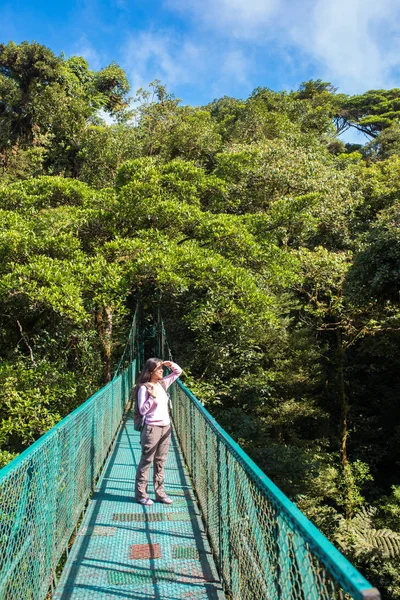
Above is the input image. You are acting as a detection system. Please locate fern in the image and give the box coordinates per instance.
[350,506,400,558]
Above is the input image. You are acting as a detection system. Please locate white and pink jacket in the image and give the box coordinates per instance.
[138,362,182,426]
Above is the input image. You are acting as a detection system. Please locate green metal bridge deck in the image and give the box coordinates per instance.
[0,314,381,600]
[53,416,225,600]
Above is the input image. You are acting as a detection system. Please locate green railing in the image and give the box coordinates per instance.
[171,379,380,600]
[0,309,381,600]
[0,360,137,600]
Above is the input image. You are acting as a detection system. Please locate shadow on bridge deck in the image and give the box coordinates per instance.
[53,415,225,600]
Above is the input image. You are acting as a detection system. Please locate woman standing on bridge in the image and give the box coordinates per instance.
[134,358,182,506]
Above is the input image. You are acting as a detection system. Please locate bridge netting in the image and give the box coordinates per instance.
[0,312,380,600]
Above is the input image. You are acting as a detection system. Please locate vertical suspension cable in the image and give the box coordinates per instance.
[113,304,139,379]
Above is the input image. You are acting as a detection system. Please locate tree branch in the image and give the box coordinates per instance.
[16,319,37,366]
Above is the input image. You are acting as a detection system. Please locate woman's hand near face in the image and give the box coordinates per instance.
[162,361,173,368]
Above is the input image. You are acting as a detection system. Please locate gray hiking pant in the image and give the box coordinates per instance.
[135,423,171,500]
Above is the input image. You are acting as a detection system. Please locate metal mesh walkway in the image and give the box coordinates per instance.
[53,413,226,600]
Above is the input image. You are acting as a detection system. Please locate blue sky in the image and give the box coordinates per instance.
[1,0,399,142]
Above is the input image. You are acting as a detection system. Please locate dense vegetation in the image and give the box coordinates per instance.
[1,41,400,598]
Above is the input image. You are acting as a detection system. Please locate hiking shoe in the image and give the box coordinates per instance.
[156,496,173,504]
[138,497,154,506]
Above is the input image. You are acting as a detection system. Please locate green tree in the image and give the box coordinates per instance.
[0,42,131,176]
[336,89,400,138]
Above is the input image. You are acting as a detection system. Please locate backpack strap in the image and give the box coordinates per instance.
[144,382,157,398]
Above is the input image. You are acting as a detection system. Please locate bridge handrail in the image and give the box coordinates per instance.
[0,361,136,600]
[172,379,380,600]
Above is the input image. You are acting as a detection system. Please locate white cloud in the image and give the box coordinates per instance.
[123,30,252,101]
[124,31,200,94]
[72,35,102,70]
[303,0,400,91]
[221,50,251,86]
[167,0,280,40]
[165,0,400,92]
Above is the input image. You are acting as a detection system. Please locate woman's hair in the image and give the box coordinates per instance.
[131,358,162,415]
[136,357,162,388]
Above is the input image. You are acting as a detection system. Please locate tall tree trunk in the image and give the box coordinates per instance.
[336,329,348,468]
[96,307,113,383]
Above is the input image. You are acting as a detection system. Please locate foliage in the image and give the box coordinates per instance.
[0,49,400,597]
[0,41,131,178]
[0,360,78,448]
[335,497,400,600]
[336,89,400,138]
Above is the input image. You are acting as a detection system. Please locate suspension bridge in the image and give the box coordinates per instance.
[0,311,381,599]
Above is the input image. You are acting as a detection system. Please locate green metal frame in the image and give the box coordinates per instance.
[0,316,139,600]
[171,379,381,600]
